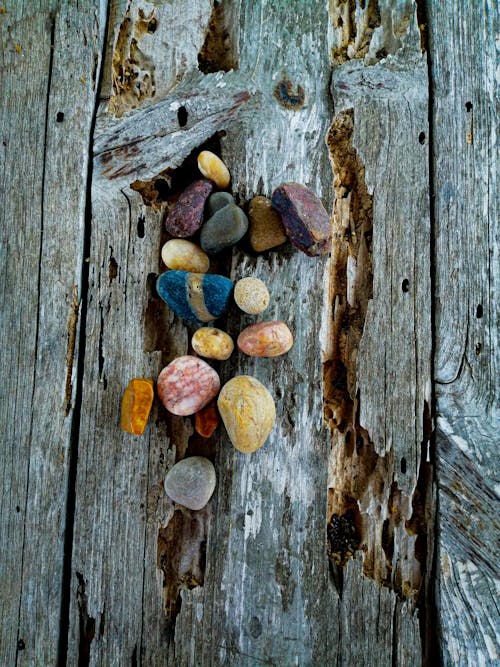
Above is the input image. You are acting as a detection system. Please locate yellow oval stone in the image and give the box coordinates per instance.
[234,277,270,314]
[192,327,234,361]
[197,150,231,188]
[217,376,276,454]
[161,239,209,273]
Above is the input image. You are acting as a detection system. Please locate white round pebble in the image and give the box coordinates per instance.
[234,277,270,315]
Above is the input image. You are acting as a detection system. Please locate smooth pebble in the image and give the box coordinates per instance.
[207,191,234,217]
[164,179,213,237]
[164,456,216,510]
[238,321,293,357]
[271,182,330,256]
[192,327,234,360]
[121,378,154,435]
[234,277,270,315]
[157,356,220,416]
[195,401,219,438]
[156,271,233,326]
[161,239,209,273]
[217,376,276,454]
[197,150,231,188]
[249,195,287,252]
[200,205,248,254]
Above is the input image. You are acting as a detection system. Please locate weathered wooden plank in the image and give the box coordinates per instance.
[0,0,105,664]
[428,0,500,664]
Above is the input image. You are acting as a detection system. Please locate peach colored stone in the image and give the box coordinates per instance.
[237,321,294,358]
[157,356,220,416]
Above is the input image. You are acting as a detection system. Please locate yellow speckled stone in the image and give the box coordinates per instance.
[161,239,209,273]
[192,327,234,360]
[217,376,276,454]
[197,150,230,188]
[234,277,270,315]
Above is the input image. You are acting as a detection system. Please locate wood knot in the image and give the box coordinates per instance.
[273,79,305,110]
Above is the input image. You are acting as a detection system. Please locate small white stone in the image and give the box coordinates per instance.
[234,277,270,315]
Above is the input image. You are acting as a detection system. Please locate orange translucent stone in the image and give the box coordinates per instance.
[121,378,154,435]
[195,401,219,438]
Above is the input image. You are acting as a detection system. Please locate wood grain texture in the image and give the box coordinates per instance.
[0,1,105,664]
[429,0,500,664]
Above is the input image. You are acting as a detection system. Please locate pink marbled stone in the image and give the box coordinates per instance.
[157,356,220,416]
[237,321,294,358]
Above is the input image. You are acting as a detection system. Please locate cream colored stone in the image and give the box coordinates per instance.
[161,239,209,273]
[192,327,234,361]
[234,277,270,315]
[217,376,276,454]
[197,150,230,188]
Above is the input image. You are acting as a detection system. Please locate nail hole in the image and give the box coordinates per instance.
[15,505,20,512]
[465,101,473,112]
[17,639,25,651]
[476,304,483,318]
[475,342,482,355]
[147,18,157,33]
[177,105,188,127]
[418,132,426,144]
[400,457,407,474]
[56,111,64,122]
[137,215,145,238]
[402,279,410,293]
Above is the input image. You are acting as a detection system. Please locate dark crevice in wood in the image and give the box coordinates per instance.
[197,0,238,74]
[57,1,111,664]
[64,285,80,416]
[76,572,96,667]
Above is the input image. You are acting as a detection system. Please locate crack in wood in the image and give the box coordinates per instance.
[65,285,80,417]
[76,572,96,667]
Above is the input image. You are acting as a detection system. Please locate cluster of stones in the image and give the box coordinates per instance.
[121,150,330,512]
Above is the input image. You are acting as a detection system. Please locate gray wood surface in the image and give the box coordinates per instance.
[429,1,500,665]
[1,0,498,665]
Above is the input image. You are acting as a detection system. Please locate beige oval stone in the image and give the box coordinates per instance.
[249,195,287,252]
[217,376,276,453]
[197,150,230,188]
[234,277,270,315]
[161,239,209,273]
[237,321,293,357]
[192,327,234,361]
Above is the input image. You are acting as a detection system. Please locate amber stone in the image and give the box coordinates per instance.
[121,378,154,435]
[248,195,287,252]
[194,401,219,438]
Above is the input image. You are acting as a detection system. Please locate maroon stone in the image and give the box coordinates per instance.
[165,179,213,237]
[271,182,331,256]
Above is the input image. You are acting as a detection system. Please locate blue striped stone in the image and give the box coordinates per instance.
[156,271,234,326]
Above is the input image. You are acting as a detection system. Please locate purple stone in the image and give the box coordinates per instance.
[271,182,330,256]
[165,179,213,237]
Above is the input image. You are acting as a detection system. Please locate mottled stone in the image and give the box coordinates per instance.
[164,179,213,237]
[161,239,209,273]
[271,182,330,256]
[192,327,234,360]
[217,376,276,454]
[207,191,234,217]
[156,271,233,326]
[164,456,216,510]
[234,277,270,315]
[200,205,248,254]
[248,195,287,252]
[157,356,220,416]
[238,321,294,357]
[195,401,219,438]
[197,150,230,188]
[121,378,154,435]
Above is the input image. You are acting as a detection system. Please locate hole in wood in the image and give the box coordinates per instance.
[137,216,145,238]
[15,505,20,512]
[177,105,188,127]
[198,0,238,73]
[465,101,473,112]
[418,131,426,144]
[147,17,157,33]
[476,303,483,318]
[56,111,65,122]
[402,278,410,292]
[400,457,407,474]
[475,342,482,355]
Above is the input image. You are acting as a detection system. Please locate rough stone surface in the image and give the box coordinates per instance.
[197,150,230,188]
[156,270,233,326]
[271,182,330,256]
[237,321,294,357]
[249,195,287,252]
[217,375,276,454]
[157,356,220,416]
[121,378,154,435]
[164,456,216,510]
[200,204,249,254]
[234,277,270,315]
[207,191,234,217]
[164,179,213,237]
[161,239,210,273]
[192,327,234,360]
